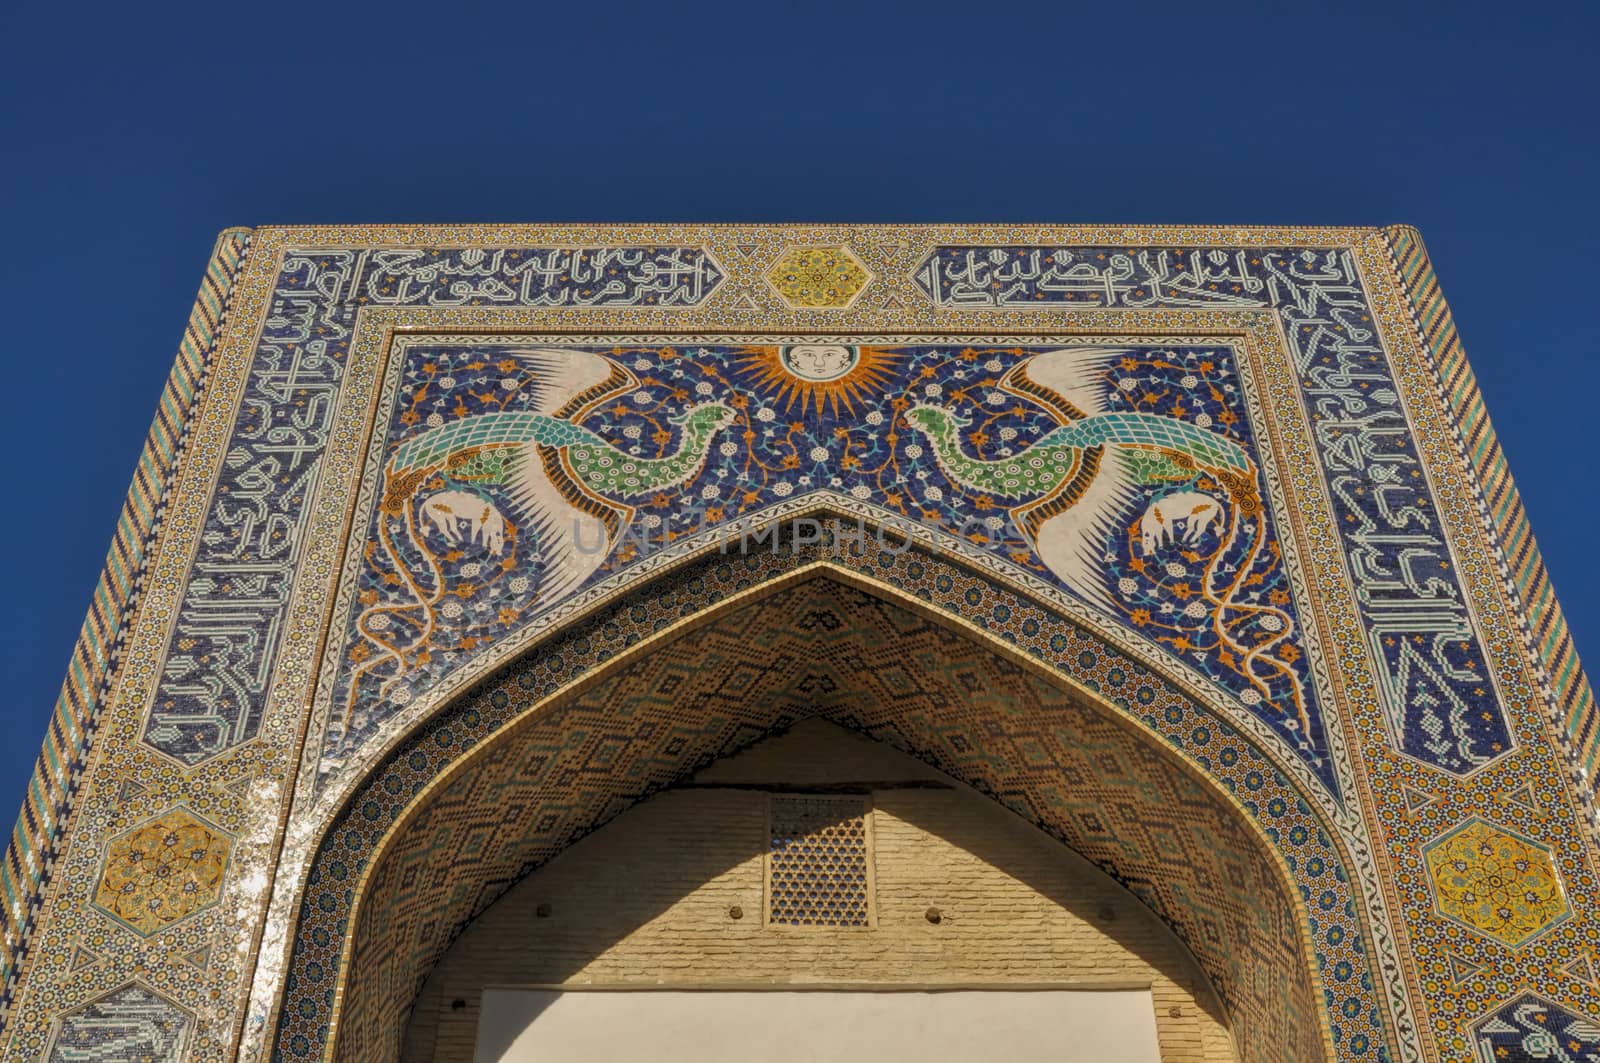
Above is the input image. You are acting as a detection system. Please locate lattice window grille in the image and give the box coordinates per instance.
[765,794,874,927]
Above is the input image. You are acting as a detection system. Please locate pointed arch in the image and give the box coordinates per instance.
[267,544,1386,1063]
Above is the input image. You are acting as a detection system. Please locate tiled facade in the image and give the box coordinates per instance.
[0,224,1593,1062]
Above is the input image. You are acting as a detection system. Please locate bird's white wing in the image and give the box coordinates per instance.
[505,446,611,603]
[1024,446,1139,612]
[1004,347,1130,421]
[501,347,634,600]
[510,347,628,417]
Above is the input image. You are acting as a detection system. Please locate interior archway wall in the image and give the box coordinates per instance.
[401,718,1238,1062]
[273,568,1343,1063]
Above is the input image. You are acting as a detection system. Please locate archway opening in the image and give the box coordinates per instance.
[401,718,1237,1062]
[308,573,1328,1063]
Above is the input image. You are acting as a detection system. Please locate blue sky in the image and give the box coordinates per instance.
[1,1,1596,820]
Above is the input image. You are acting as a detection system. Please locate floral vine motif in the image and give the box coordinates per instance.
[92,809,231,936]
[766,246,870,308]
[1424,819,1568,946]
[333,343,1328,789]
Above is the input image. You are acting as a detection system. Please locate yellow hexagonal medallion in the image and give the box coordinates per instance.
[766,246,870,308]
[1423,817,1568,947]
[93,807,231,936]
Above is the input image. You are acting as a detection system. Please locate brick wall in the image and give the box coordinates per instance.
[400,721,1236,1062]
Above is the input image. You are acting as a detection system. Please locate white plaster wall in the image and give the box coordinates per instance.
[475,988,1163,1063]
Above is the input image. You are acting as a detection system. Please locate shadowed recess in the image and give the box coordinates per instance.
[275,571,1338,1063]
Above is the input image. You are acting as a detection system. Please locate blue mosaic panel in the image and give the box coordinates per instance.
[917,246,1513,774]
[46,983,191,1061]
[138,247,722,764]
[136,240,1510,785]
[1472,994,1600,1062]
[328,341,1337,789]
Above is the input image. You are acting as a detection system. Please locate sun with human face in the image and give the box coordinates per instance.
[733,343,901,417]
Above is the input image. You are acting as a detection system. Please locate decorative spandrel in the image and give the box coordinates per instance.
[916,244,1516,776]
[137,245,725,766]
[330,341,1336,790]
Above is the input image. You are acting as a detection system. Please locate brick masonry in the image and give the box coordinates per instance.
[403,721,1233,1062]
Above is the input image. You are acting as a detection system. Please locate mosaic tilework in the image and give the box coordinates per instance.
[43,982,192,1061]
[330,340,1336,789]
[277,563,1361,1063]
[1384,228,1598,802]
[915,245,1512,776]
[90,808,231,937]
[1422,818,1567,948]
[358,247,723,308]
[766,795,873,927]
[0,229,251,999]
[4,224,1596,1063]
[1471,994,1600,1062]
[766,246,871,308]
[139,246,724,766]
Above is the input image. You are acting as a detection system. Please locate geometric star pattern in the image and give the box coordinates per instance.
[1423,818,1568,948]
[765,245,871,308]
[91,808,231,937]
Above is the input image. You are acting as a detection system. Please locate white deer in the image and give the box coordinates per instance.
[419,490,506,556]
[1138,491,1222,556]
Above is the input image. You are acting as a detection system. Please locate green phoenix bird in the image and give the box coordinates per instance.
[383,347,734,600]
[902,347,1260,609]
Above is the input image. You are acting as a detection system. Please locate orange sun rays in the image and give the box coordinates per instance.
[733,344,902,418]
